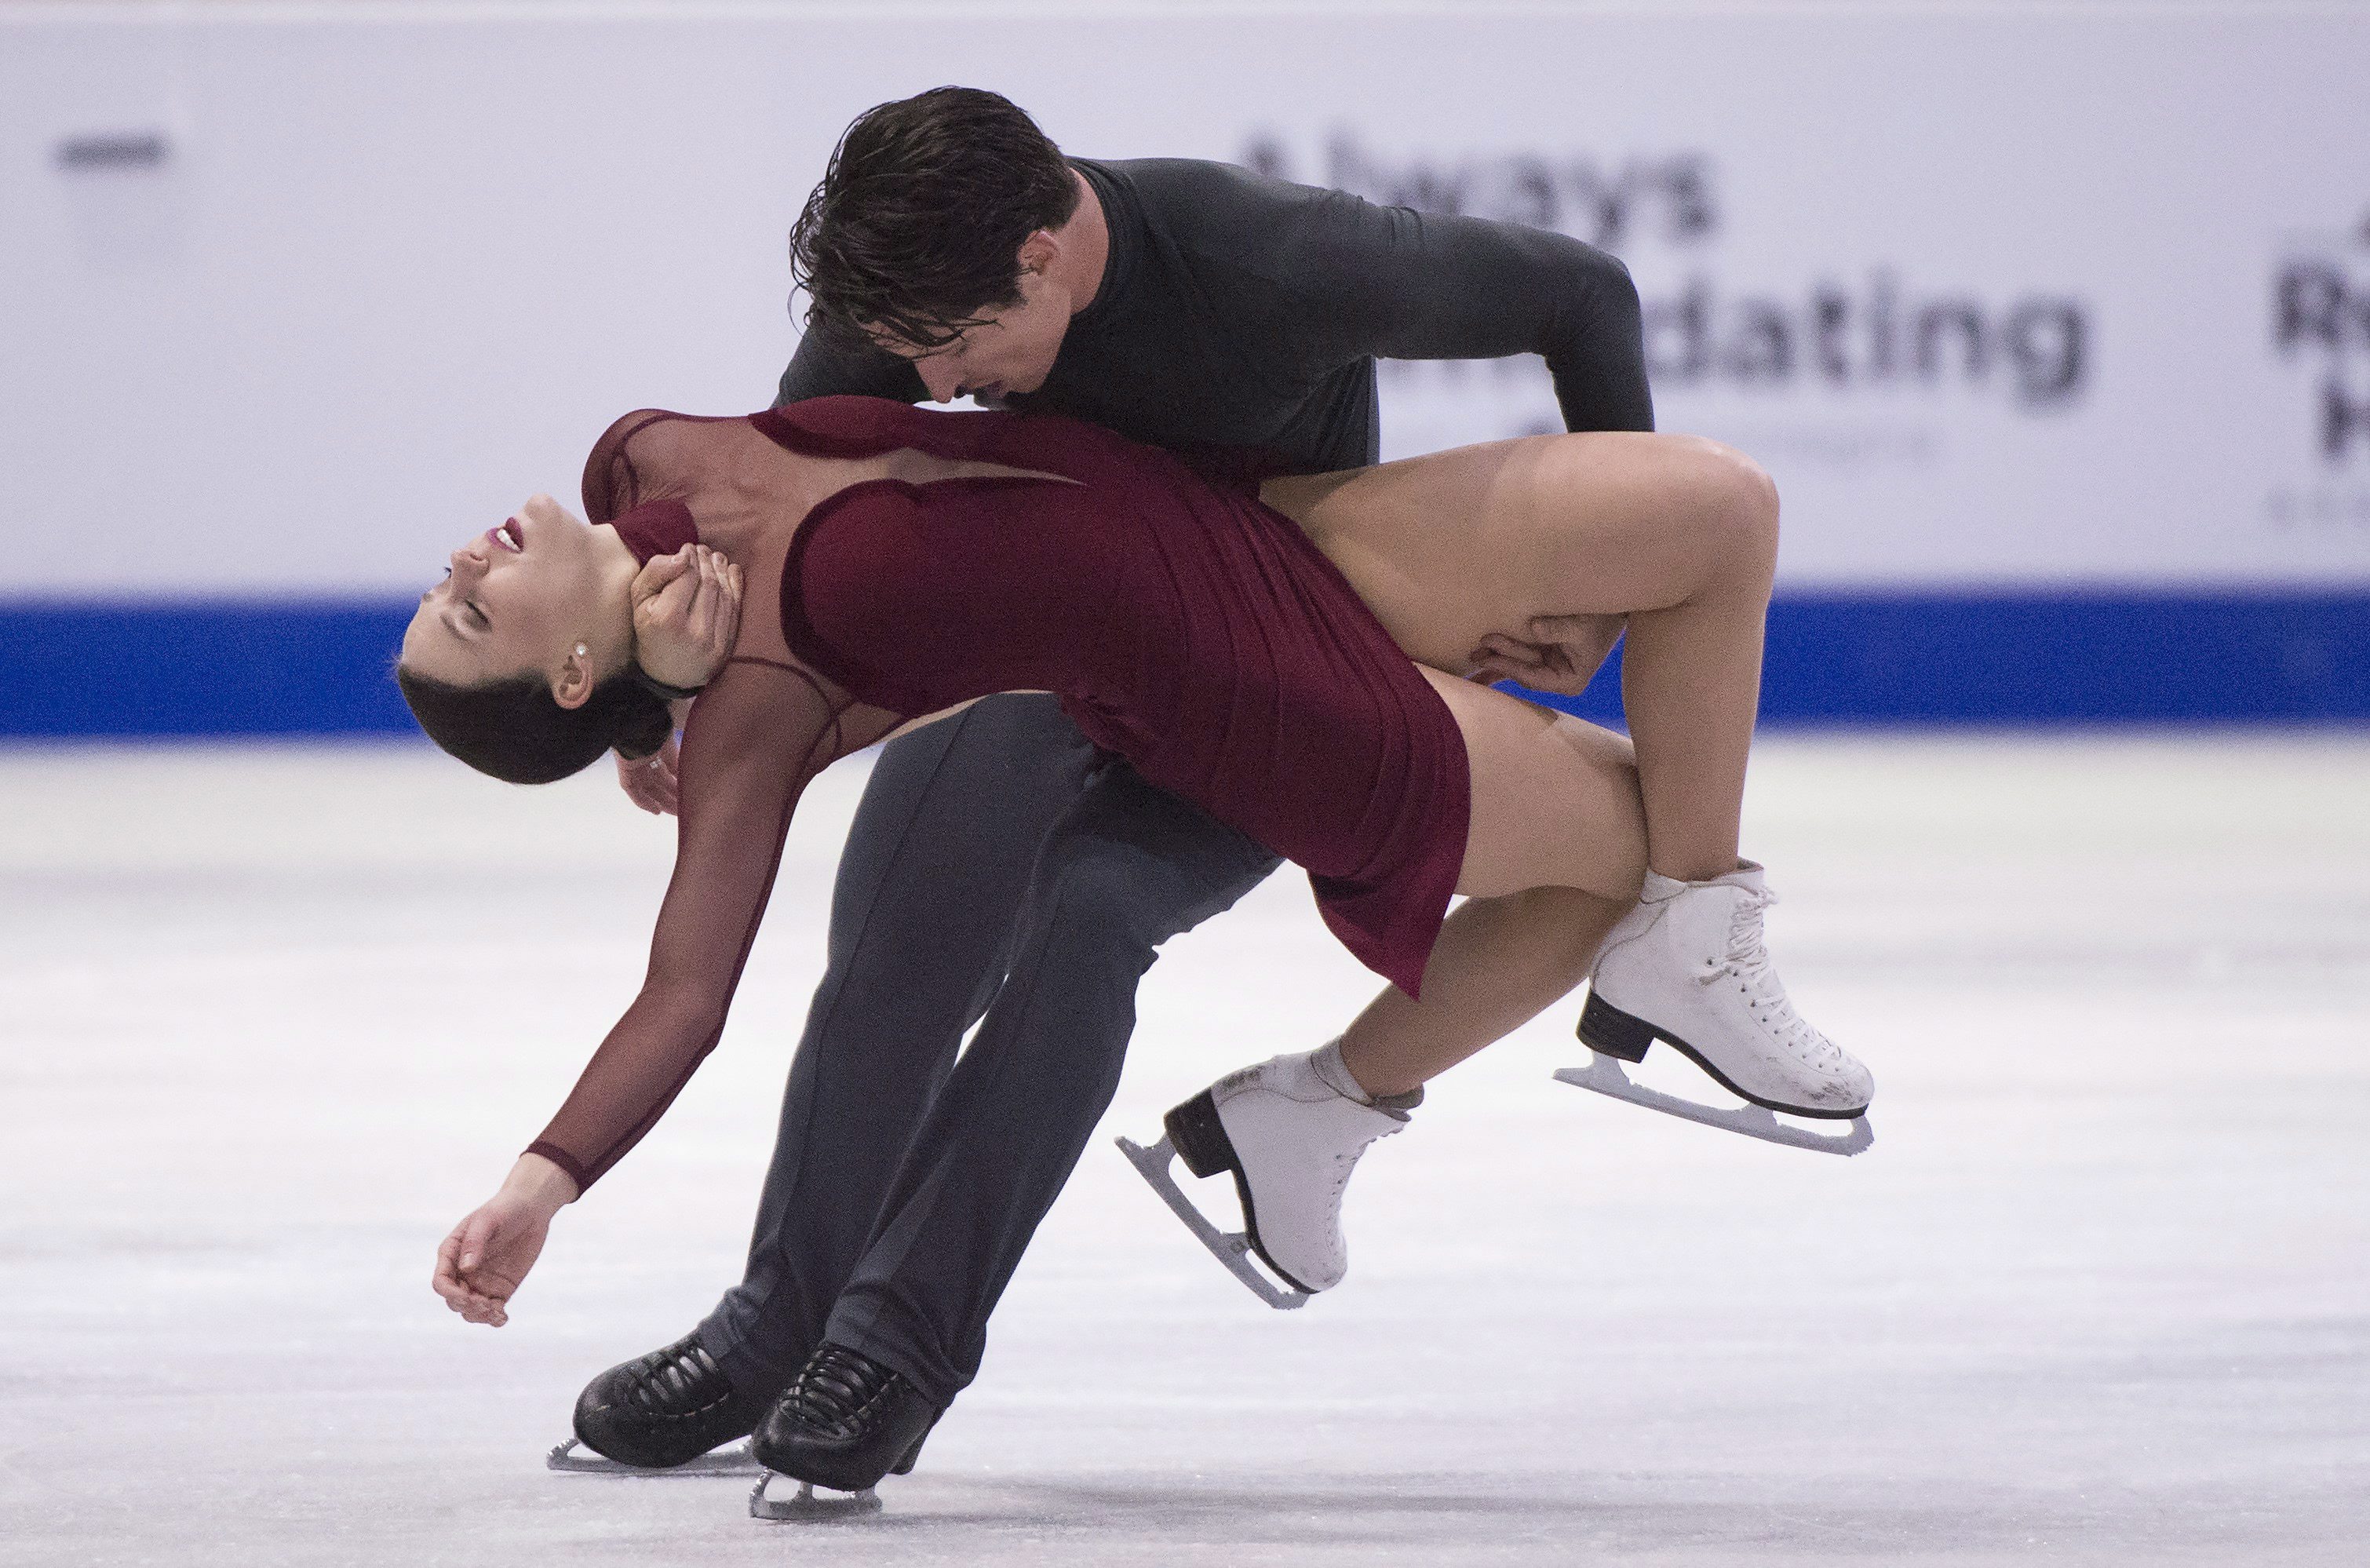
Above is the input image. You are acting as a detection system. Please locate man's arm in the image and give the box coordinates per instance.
[1244,176,1654,691]
[775,325,930,407]
[1269,184,1654,434]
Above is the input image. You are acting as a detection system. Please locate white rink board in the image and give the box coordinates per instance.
[3,4,2368,596]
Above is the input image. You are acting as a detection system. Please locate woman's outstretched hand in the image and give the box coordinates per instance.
[432,1154,578,1328]
[631,544,745,695]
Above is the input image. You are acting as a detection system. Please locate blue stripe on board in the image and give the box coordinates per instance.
[1525,589,2370,726]
[0,600,418,738]
[1,591,2365,738]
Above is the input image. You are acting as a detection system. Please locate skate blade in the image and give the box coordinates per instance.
[545,1438,760,1476]
[1114,1134,1309,1311]
[1554,1054,1874,1156]
[749,1470,883,1520]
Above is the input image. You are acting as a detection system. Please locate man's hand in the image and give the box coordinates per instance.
[630,545,744,694]
[1466,613,1626,697]
[615,732,680,815]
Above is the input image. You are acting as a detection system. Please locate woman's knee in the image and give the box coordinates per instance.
[1690,441,1781,585]
[1602,435,1778,590]
[1564,726,1650,899]
[1587,801,1651,905]
[1537,433,1776,598]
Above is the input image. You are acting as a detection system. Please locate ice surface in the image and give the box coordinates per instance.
[0,734,2364,1566]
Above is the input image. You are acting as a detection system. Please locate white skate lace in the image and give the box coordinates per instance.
[1325,1119,1402,1206]
[1701,888,1845,1074]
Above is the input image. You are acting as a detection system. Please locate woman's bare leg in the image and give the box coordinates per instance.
[1141,676,1646,1297]
[1613,454,1776,881]
[1328,662,1865,1119]
[1143,446,1842,1305]
[1336,886,1628,1098]
[1335,669,1646,1098]
[1267,432,1779,883]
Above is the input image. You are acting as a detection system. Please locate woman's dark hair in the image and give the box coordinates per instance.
[789,86,1081,351]
[396,664,671,786]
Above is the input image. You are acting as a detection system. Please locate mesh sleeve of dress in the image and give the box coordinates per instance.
[522,655,899,1192]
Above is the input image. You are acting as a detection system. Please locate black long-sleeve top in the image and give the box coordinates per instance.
[776,156,1653,469]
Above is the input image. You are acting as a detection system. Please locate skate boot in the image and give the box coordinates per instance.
[748,1343,939,1518]
[1564,861,1874,1154]
[549,1332,764,1473]
[1121,1041,1417,1305]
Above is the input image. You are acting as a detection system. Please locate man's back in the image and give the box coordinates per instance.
[780,155,1652,472]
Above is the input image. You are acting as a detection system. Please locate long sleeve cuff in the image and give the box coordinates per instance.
[523,1140,594,1194]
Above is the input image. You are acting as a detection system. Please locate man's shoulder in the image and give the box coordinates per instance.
[1094,157,1332,241]
[1092,157,1349,315]
[1095,155,1265,194]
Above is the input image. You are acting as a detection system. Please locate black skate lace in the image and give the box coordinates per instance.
[625,1337,738,1420]
[784,1345,898,1438]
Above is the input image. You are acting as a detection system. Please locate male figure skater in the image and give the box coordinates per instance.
[571,86,1653,1493]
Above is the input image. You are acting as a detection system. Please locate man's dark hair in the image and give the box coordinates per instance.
[789,86,1081,351]
[396,664,671,786]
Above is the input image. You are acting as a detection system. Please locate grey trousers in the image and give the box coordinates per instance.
[694,694,1279,1409]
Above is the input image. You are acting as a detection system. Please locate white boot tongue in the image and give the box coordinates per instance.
[1308,1038,1370,1102]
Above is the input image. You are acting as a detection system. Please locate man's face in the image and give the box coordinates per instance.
[874,257,1076,404]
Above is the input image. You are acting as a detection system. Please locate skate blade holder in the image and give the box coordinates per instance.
[1555,1053,1874,1156]
[749,1469,883,1520]
[1114,1134,1310,1311]
[545,1439,760,1476]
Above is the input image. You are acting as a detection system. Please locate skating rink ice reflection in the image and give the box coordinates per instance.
[0,733,2363,1566]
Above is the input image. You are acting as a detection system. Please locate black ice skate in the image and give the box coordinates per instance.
[546,1333,763,1475]
[746,1343,938,1520]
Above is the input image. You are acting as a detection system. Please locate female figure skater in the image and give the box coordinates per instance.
[402,395,1868,1491]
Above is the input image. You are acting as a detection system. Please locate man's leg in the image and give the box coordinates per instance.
[693,695,1097,1398]
[818,760,1282,1407]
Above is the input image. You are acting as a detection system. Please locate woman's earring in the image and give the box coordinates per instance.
[574,643,589,658]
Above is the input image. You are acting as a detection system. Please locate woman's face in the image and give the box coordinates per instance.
[400,494,612,690]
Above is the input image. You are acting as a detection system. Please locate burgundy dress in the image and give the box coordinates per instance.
[527,396,1468,1191]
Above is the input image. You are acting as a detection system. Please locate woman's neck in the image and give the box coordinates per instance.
[567,523,645,684]
[630,418,849,562]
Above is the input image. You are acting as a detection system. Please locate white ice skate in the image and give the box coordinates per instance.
[1118,1042,1414,1309]
[1558,861,1874,1156]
